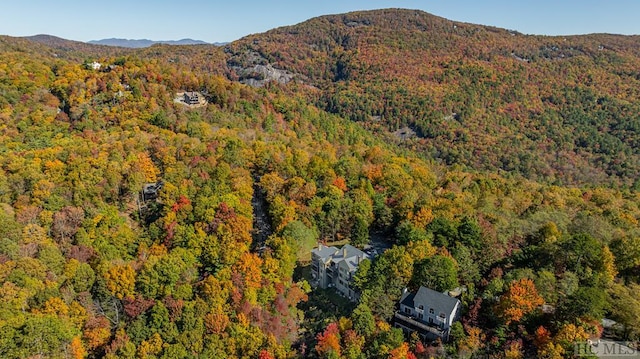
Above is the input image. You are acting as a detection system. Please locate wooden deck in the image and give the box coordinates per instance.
[394,311,446,339]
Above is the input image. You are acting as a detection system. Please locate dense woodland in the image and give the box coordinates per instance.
[227,9,640,188]
[0,8,639,359]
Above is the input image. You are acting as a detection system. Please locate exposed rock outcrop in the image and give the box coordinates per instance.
[235,63,295,87]
[227,50,297,87]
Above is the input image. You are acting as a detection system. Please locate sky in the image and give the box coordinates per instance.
[1,0,639,43]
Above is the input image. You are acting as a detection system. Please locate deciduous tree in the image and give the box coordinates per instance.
[496,278,544,325]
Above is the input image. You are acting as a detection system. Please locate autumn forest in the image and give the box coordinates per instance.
[1,8,640,359]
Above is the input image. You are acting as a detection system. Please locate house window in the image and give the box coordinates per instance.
[404,307,411,314]
[418,313,423,320]
[429,317,433,324]
[429,308,434,314]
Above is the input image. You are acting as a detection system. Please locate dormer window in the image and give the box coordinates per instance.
[418,305,424,310]
[429,308,434,314]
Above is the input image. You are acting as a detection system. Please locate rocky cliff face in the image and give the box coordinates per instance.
[226,49,298,87]
[236,63,295,87]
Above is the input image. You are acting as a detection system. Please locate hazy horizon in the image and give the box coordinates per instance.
[3,1,640,44]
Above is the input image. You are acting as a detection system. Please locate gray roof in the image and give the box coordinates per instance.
[311,245,339,260]
[400,286,460,316]
[330,244,368,270]
[312,244,368,270]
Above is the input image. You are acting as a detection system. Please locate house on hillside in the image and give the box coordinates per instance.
[85,61,101,70]
[310,244,369,301]
[142,180,164,202]
[394,286,461,342]
[183,92,200,105]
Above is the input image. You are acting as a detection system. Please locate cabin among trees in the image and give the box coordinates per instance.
[141,180,164,202]
[183,91,199,105]
[174,91,206,107]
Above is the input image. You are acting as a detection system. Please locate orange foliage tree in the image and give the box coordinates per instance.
[69,336,87,359]
[83,316,111,350]
[496,278,544,325]
[315,322,341,358]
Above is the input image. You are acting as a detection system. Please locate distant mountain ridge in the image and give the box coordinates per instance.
[22,34,133,59]
[88,38,221,48]
[25,34,89,47]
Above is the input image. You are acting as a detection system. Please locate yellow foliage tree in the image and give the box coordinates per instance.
[137,332,164,358]
[137,152,159,182]
[68,301,88,328]
[21,223,48,244]
[405,238,436,262]
[201,270,232,308]
[504,341,523,359]
[411,207,434,228]
[260,172,286,201]
[601,245,617,285]
[555,323,589,346]
[41,296,69,317]
[104,263,136,299]
[537,342,565,359]
[458,326,485,356]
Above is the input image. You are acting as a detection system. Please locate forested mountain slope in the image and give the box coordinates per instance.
[21,35,134,61]
[0,9,639,358]
[226,8,640,187]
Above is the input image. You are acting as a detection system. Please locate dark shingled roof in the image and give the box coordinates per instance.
[400,286,460,316]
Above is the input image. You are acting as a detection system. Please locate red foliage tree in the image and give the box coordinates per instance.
[123,296,155,318]
[316,322,341,357]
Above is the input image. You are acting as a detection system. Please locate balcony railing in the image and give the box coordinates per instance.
[394,311,445,335]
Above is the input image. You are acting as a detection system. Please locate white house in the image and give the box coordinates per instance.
[394,286,462,341]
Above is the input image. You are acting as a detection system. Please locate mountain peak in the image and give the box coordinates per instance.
[24,34,88,47]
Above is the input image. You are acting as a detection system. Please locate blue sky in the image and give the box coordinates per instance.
[1,1,639,43]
